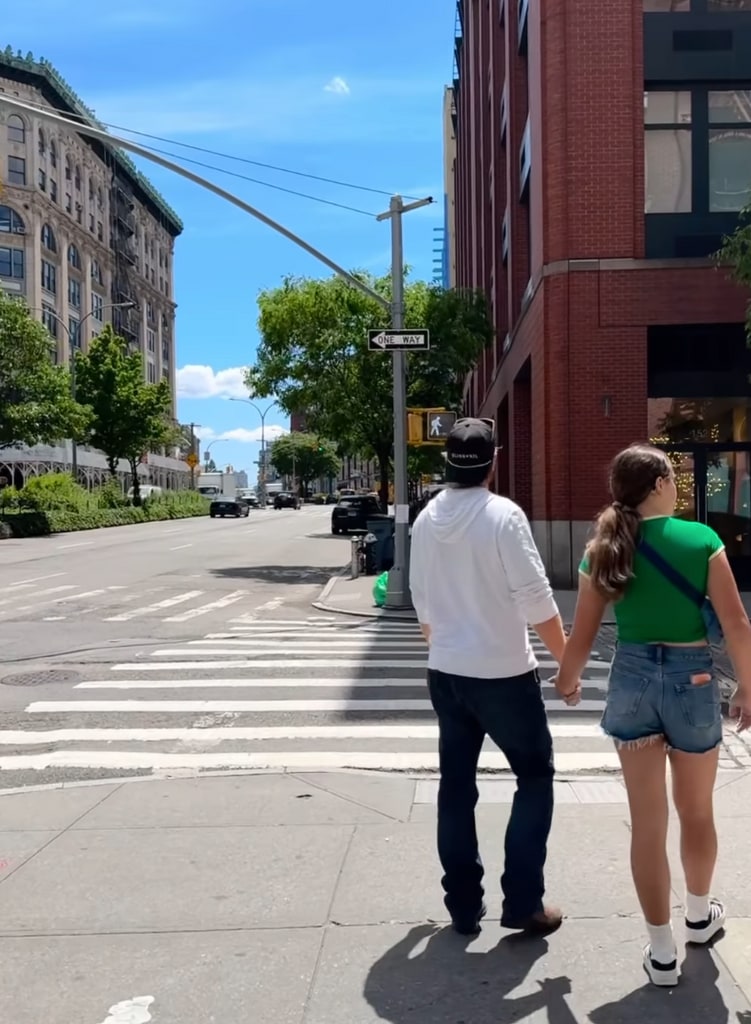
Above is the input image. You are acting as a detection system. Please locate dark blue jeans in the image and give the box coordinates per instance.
[427,668,554,924]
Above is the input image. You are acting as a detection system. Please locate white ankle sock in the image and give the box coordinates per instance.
[686,892,710,923]
[646,922,676,964]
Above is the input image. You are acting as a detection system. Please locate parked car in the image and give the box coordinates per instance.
[274,492,300,510]
[331,494,384,534]
[209,496,250,518]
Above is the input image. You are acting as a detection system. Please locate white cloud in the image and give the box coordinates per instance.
[196,425,289,444]
[176,365,249,400]
[324,76,350,96]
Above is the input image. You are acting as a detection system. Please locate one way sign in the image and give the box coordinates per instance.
[368,329,430,352]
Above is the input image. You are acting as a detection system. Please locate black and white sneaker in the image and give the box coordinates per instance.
[643,945,679,987]
[686,898,726,945]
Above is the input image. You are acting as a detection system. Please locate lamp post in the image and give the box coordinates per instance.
[32,300,135,481]
[228,398,279,505]
[203,439,228,470]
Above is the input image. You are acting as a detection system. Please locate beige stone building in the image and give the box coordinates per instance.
[0,50,189,490]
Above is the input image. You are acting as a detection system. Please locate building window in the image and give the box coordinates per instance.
[38,128,46,157]
[97,221,103,242]
[74,165,81,190]
[89,177,95,202]
[7,115,25,143]
[50,179,58,204]
[41,223,57,253]
[97,188,103,209]
[76,203,83,225]
[644,90,692,213]
[65,155,72,181]
[68,278,81,309]
[49,139,57,169]
[147,328,156,352]
[42,304,58,338]
[147,301,155,323]
[0,205,25,234]
[68,243,81,270]
[708,1,751,9]
[39,168,47,192]
[65,193,72,213]
[0,247,24,279]
[91,259,104,285]
[89,213,95,233]
[69,316,81,349]
[162,341,170,363]
[643,0,689,9]
[92,293,104,321]
[708,89,751,212]
[41,259,57,295]
[147,362,157,384]
[8,156,26,186]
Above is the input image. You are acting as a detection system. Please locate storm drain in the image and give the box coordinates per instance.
[1,670,82,687]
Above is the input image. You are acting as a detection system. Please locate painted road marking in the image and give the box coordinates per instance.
[96,995,154,1024]
[164,590,247,622]
[0,750,622,772]
[73,677,606,692]
[117,659,429,670]
[0,722,608,744]
[104,590,204,622]
[0,584,76,609]
[25,698,607,714]
[7,572,66,588]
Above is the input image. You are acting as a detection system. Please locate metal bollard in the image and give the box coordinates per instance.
[351,536,361,579]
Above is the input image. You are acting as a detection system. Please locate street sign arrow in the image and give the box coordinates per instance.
[367,329,430,352]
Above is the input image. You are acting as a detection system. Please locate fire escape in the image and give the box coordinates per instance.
[110,172,140,348]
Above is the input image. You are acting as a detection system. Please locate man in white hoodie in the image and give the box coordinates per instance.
[410,417,579,937]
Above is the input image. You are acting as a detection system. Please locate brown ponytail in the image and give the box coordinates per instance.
[586,503,641,600]
[584,444,673,600]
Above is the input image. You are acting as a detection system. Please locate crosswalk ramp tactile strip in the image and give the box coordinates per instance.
[0,617,626,776]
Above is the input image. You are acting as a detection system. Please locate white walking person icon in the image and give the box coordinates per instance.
[430,415,442,437]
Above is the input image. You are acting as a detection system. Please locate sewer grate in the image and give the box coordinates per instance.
[1,670,82,687]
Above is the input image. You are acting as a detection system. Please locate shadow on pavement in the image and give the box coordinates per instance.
[209,565,342,585]
[365,928,732,1024]
[364,927,567,1023]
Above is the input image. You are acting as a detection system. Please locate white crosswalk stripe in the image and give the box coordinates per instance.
[0,617,627,776]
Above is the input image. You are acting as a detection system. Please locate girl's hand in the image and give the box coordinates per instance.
[553,674,582,706]
[730,687,751,733]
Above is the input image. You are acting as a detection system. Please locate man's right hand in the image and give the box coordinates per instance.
[553,674,581,706]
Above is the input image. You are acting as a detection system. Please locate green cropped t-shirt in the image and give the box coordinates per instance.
[579,516,724,644]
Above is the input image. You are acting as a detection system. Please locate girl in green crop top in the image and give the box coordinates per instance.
[556,444,751,988]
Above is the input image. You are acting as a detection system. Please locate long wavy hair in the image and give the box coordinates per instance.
[586,444,673,600]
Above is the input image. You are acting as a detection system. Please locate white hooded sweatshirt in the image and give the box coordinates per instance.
[409,487,559,679]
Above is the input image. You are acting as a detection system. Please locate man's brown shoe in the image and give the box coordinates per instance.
[501,905,563,935]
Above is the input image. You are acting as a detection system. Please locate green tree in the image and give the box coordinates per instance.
[75,325,175,505]
[718,206,751,343]
[0,293,88,449]
[246,272,493,504]
[269,432,340,496]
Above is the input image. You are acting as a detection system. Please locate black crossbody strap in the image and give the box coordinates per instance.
[638,539,705,608]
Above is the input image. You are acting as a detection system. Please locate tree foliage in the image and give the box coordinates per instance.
[0,293,88,449]
[717,206,751,341]
[246,272,493,500]
[269,432,340,492]
[75,325,175,504]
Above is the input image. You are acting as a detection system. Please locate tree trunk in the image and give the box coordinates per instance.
[107,456,118,478]
[129,460,141,506]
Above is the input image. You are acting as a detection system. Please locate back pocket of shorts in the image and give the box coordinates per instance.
[675,676,721,730]
[606,671,650,718]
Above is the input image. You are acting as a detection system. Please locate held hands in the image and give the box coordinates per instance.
[552,673,582,707]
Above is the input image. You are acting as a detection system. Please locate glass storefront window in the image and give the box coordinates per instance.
[648,397,751,444]
[644,92,692,213]
[644,0,690,9]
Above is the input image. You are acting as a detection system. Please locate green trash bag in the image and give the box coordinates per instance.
[373,570,389,608]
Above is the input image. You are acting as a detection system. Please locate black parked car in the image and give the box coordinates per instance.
[209,496,250,518]
[331,494,384,534]
[274,492,300,510]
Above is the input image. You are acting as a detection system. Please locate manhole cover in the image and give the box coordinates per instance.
[1,670,82,687]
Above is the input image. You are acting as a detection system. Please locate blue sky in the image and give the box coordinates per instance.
[7,0,454,481]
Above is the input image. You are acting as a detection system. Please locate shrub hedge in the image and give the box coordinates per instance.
[0,475,210,537]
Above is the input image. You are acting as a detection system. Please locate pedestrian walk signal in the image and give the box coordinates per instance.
[425,412,456,440]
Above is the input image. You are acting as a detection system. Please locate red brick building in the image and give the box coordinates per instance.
[450,0,751,584]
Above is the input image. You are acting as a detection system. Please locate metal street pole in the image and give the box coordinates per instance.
[229,397,277,506]
[375,195,433,610]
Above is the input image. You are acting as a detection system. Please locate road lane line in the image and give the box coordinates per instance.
[73,677,606,692]
[0,751,621,772]
[0,585,78,612]
[113,659,428,670]
[164,590,247,622]
[104,590,204,622]
[0,722,606,744]
[186,638,427,649]
[8,572,66,588]
[56,540,95,550]
[169,543,193,551]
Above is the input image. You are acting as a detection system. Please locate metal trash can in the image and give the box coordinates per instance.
[366,516,395,573]
[363,532,378,576]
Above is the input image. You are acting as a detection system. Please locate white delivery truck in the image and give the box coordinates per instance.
[197,471,249,519]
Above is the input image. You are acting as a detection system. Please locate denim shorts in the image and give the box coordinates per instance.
[602,643,723,755]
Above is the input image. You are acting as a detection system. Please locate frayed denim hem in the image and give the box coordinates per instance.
[604,731,666,751]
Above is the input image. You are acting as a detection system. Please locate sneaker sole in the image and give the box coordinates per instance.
[686,913,726,946]
[644,961,679,987]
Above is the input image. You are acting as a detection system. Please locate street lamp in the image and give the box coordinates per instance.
[228,398,279,505]
[32,300,136,481]
[203,438,228,469]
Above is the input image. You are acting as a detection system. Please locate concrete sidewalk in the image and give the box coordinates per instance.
[1,769,751,1022]
[315,573,582,622]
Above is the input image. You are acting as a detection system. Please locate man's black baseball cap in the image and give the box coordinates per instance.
[444,417,496,484]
